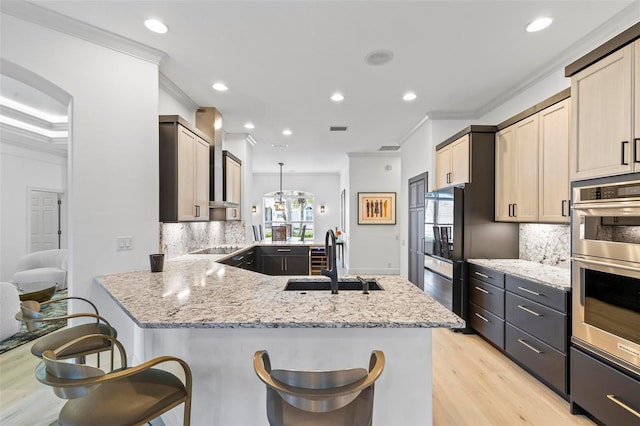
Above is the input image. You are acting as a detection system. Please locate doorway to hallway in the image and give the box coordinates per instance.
[29,189,64,252]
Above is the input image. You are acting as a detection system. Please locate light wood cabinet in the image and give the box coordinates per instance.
[538,99,570,223]
[159,116,211,222]
[223,151,242,220]
[635,40,640,160]
[570,42,635,180]
[435,134,470,189]
[495,115,539,222]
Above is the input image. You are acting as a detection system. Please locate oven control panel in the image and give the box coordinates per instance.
[580,181,640,201]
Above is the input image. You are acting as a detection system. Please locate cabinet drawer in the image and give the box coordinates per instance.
[506,275,567,312]
[469,302,504,349]
[469,277,505,317]
[260,246,309,256]
[505,324,567,395]
[571,347,640,426]
[468,264,505,288]
[506,293,567,352]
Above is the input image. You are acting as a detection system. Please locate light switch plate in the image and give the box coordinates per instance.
[117,236,133,251]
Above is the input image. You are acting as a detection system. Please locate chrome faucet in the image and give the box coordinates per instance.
[321,229,339,294]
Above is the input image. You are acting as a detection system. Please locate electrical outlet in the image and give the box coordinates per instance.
[117,236,133,251]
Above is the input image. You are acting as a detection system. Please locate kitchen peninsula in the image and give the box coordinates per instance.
[95,253,464,426]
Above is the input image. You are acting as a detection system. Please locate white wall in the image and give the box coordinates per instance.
[251,172,340,244]
[158,86,195,124]
[1,13,160,351]
[348,153,401,275]
[0,143,68,280]
[398,120,431,279]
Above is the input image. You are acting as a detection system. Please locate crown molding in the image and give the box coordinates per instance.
[159,73,198,111]
[1,1,166,65]
[474,2,640,119]
[0,104,68,132]
[0,123,67,156]
[347,151,400,158]
[400,2,640,146]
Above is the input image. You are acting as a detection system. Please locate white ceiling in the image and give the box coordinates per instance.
[2,1,638,172]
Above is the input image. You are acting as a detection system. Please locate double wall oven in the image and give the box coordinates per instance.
[572,177,640,375]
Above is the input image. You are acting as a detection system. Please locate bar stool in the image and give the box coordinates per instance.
[253,350,385,426]
[36,334,192,426]
[16,297,118,369]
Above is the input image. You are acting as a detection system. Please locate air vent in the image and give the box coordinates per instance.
[271,143,289,148]
[379,145,400,151]
[329,126,348,132]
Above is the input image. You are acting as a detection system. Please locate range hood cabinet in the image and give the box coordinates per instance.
[195,107,241,215]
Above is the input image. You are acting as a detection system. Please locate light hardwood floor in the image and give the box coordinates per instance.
[0,328,594,425]
[433,328,593,426]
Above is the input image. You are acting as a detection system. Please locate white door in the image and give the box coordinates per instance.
[30,190,61,252]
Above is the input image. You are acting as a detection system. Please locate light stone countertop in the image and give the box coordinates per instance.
[467,259,571,291]
[95,256,465,329]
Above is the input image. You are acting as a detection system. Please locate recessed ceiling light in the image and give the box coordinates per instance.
[212,82,228,92]
[331,92,344,102]
[144,19,168,34]
[403,92,417,101]
[244,122,255,129]
[282,129,292,136]
[526,17,553,33]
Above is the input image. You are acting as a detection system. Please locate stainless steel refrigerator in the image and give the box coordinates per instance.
[421,127,519,332]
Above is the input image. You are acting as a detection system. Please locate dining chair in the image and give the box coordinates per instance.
[253,350,385,426]
[36,333,192,426]
[16,297,118,369]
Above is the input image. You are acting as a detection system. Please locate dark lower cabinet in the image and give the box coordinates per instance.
[505,324,567,394]
[505,292,567,353]
[468,264,505,349]
[467,262,571,399]
[571,347,640,425]
[260,246,309,276]
[469,302,504,349]
[218,247,257,270]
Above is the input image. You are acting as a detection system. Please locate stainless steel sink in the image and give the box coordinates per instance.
[284,278,383,291]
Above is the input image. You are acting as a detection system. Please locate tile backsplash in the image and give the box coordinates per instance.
[519,224,570,269]
[160,221,247,259]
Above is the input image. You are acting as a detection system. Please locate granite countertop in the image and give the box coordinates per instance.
[467,259,571,291]
[95,257,464,330]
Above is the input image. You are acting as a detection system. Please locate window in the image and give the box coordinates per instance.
[263,191,314,240]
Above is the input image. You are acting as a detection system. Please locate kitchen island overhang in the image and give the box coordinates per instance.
[95,257,464,425]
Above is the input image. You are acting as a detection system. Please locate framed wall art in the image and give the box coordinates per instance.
[358,192,396,225]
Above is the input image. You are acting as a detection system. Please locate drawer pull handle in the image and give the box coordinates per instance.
[607,394,640,418]
[518,305,542,317]
[517,286,541,296]
[474,313,489,323]
[277,249,292,252]
[474,271,490,279]
[517,339,543,354]
[474,286,489,294]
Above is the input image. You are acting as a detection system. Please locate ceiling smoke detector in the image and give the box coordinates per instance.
[329,126,348,132]
[365,49,394,66]
[379,145,400,151]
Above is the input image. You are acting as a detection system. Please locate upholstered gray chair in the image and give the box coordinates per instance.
[36,334,192,426]
[12,249,68,290]
[16,297,117,369]
[253,350,385,426]
[0,282,21,340]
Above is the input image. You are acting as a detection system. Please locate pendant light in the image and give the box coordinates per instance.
[275,162,285,212]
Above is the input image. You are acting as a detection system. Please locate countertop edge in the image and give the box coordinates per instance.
[467,259,571,291]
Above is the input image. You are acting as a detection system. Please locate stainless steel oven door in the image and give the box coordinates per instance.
[572,193,640,263]
[572,255,640,374]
